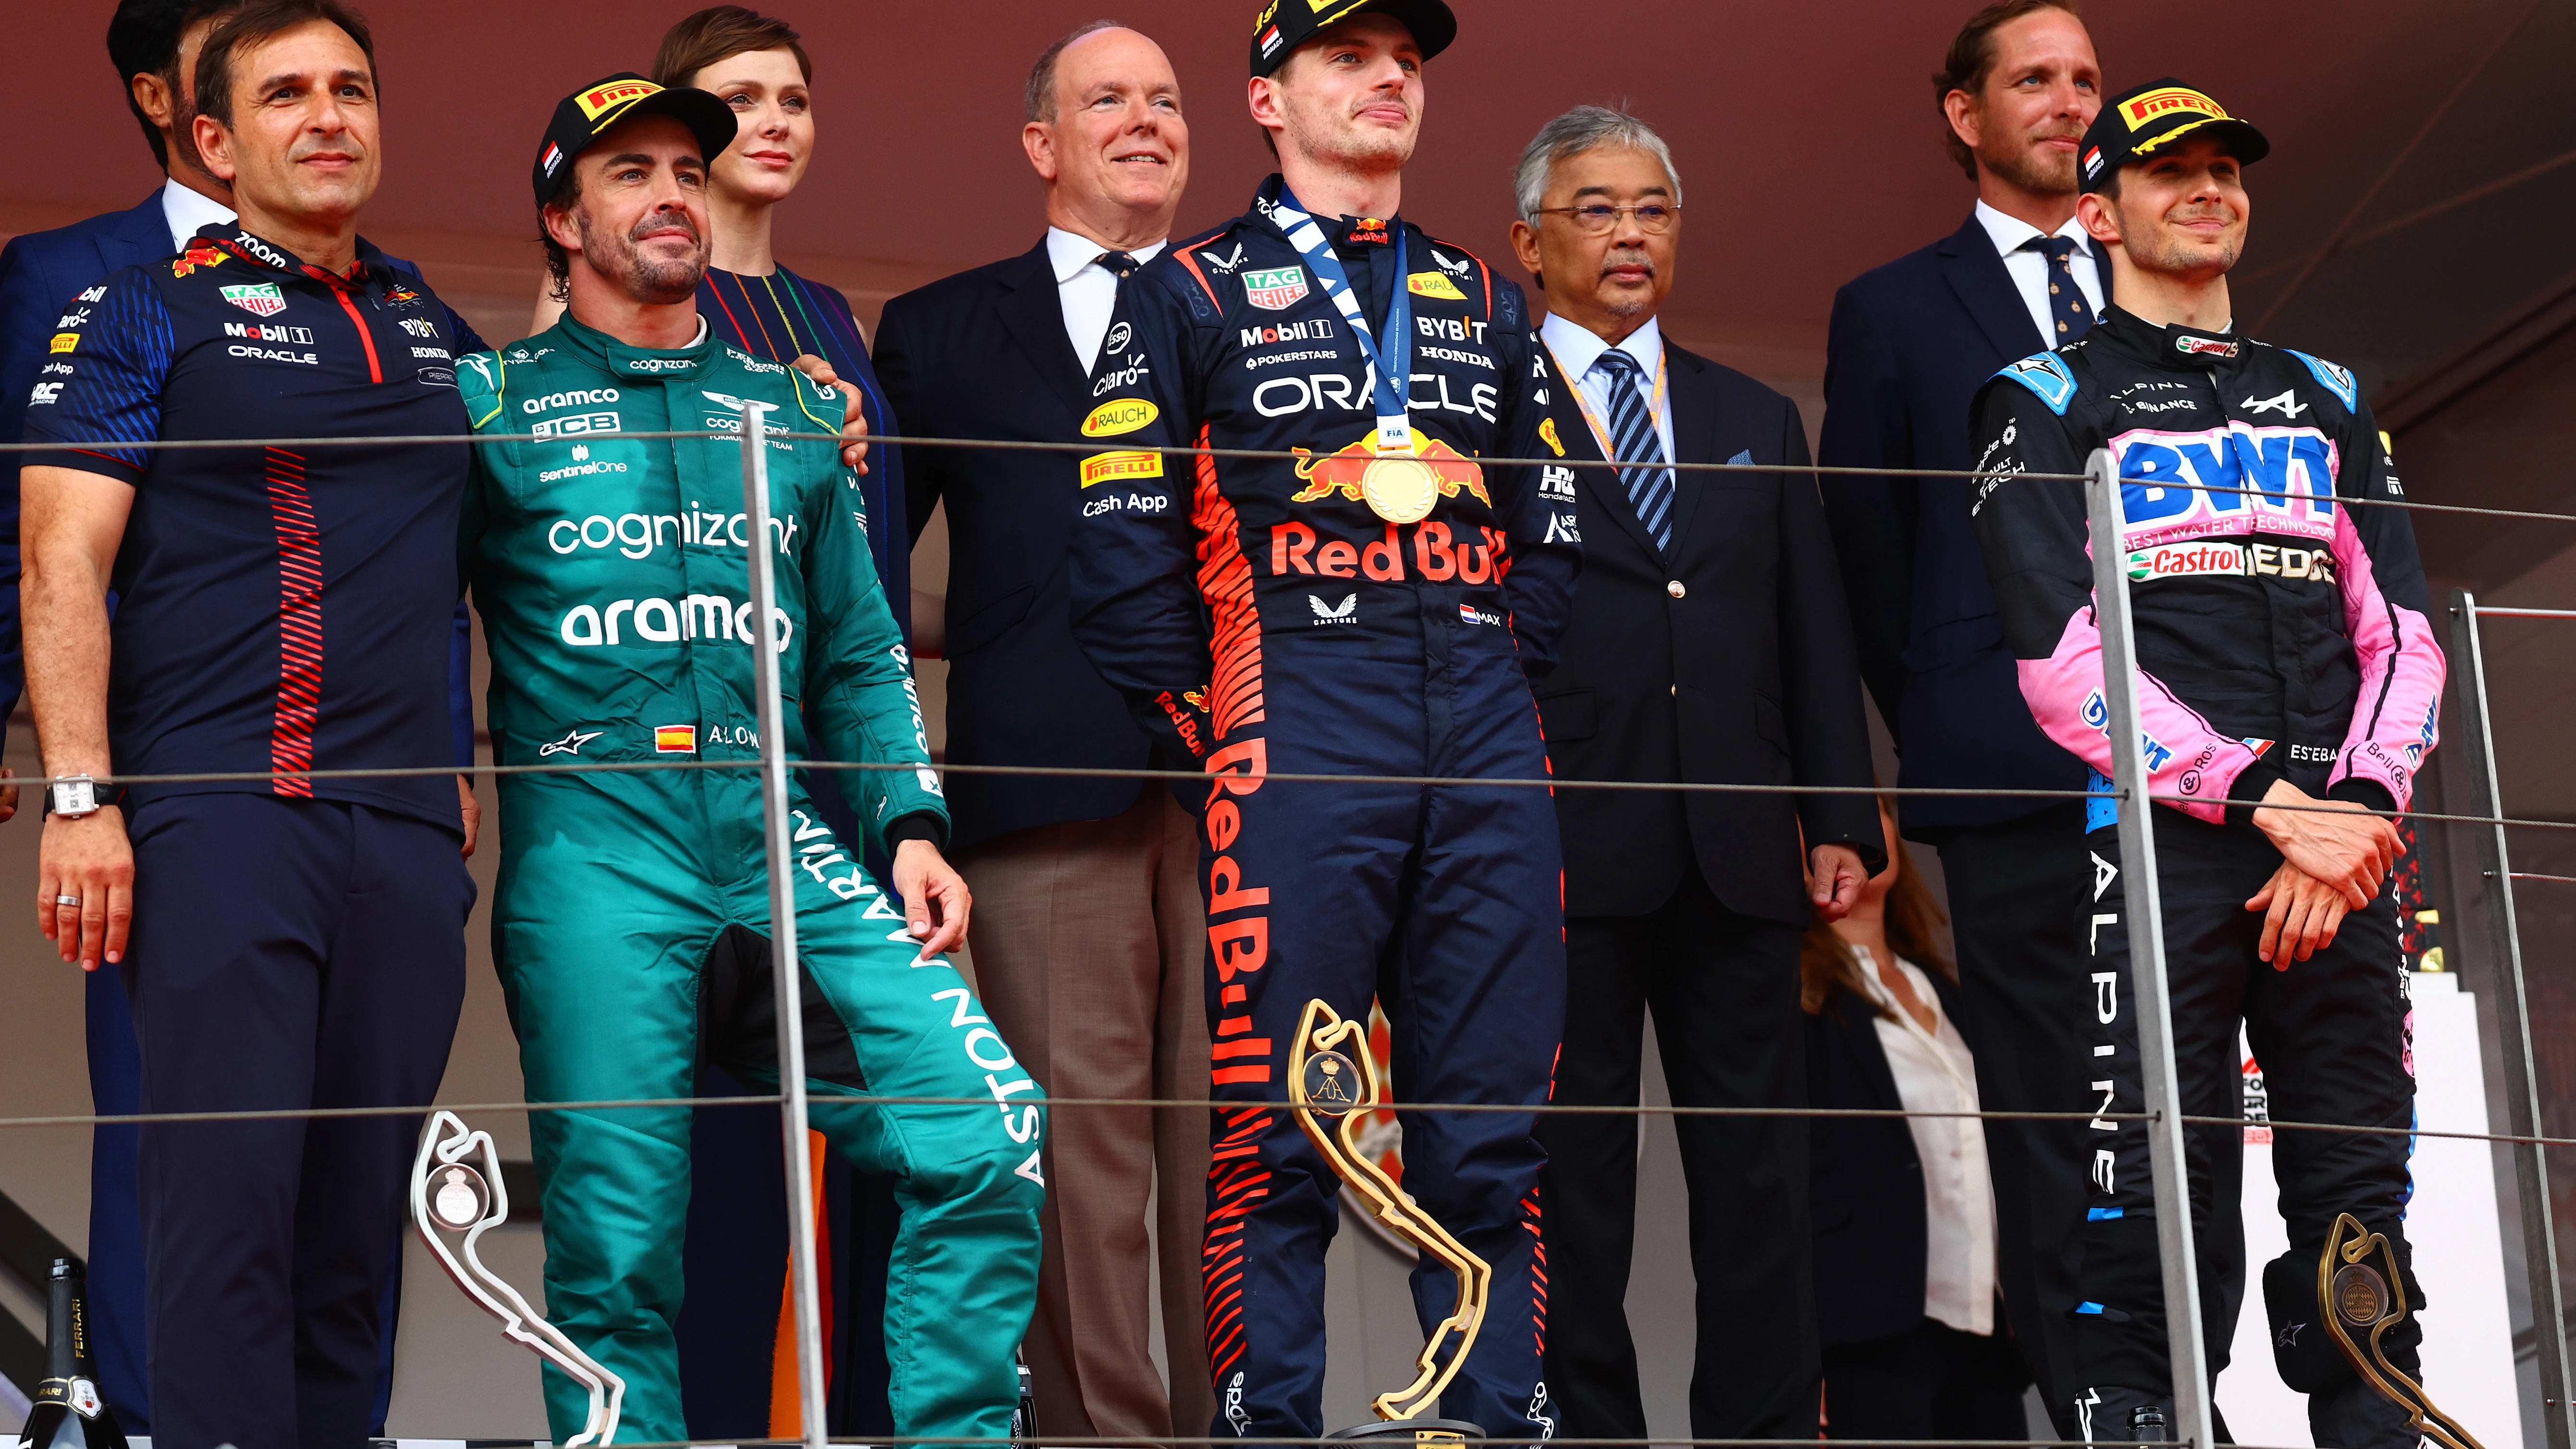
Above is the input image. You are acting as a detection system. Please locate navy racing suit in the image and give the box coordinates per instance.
[1970,307,2443,1445]
[1068,175,1579,1441]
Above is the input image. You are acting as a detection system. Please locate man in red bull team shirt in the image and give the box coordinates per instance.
[1067,0,1578,1439]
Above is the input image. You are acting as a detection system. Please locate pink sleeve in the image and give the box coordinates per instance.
[2328,514,2444,812]
[2016,606,2265,825]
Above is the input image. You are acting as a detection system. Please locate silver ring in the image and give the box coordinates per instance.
[54,894,81,908]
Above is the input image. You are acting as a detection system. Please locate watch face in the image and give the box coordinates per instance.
[52,778,96,815]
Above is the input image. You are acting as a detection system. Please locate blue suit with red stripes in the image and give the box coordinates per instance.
[22,224,474,1449]
[1069,176,1579,1442]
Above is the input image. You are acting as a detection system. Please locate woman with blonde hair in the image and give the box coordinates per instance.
[1804,796,2030,1438]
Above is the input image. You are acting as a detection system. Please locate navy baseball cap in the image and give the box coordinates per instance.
[532,74,739,208]
[1250,0,1456,77]
[2079,78,2271,193]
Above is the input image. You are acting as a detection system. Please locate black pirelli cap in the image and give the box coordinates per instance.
[532,73,739,208]
[2079,78,2271,193]
[1250,0,1456,77]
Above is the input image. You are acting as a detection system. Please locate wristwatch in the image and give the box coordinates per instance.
[48,774,112,819]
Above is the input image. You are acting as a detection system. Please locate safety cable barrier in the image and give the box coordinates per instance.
[8,427,2573,523]
[0,1094,2551,1148]
[0,759,2567,833]
[8,415,2567,1449]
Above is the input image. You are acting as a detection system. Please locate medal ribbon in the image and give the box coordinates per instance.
[1541,337,1668,466]
[1268,186,1415,455]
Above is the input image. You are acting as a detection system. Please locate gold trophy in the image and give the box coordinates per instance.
[2318,1212,2485,1449]
[1288,998,1488,1443]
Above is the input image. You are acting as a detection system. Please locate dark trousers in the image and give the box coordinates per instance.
[1936,803,2090,1430]
[1821,1314,2030,1441]
[1536,863,1817,1440]
[85,969,150,1426]
[123,794,471,1449]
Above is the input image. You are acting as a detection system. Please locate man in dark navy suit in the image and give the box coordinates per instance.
[1508,106,1882,1444]
[1816,0,2106,1426]
[872,22,1210,1445]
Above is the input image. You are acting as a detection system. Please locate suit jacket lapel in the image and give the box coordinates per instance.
[106,191,173,273]
[1936,214,2043,362]
[1541,346,1659,559]
[996,238,1090,420]
[1664,346,1725,550]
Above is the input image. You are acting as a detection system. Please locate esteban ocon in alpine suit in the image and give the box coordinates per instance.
[1068,2,1577,1439]
[1969,80,2443,1446]
[460,77,1042,1447]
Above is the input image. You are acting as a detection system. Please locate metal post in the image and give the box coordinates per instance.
[2084,447,2213,1445]
[2449,588,2573,1449]
[741,400,831,1449]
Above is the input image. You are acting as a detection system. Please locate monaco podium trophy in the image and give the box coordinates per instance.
[2318,1212,2488,1449]
[1288,999,1489,1444]
[411,1111,628,1446]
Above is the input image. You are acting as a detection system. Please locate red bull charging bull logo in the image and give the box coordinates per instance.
[1288,429,1491,510]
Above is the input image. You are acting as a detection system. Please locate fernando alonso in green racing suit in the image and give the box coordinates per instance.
[460,77,1042,1445]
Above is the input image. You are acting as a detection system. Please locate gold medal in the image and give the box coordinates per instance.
[1361,454,1440,524]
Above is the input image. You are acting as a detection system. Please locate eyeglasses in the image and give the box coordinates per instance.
[1532,201,1681,235]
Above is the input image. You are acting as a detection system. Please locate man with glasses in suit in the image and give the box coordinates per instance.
[1507,103,1881,1445]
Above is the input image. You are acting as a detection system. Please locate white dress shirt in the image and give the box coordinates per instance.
[160,178,236,254]
[1975,199,2105,348]
[1854,946,1999,1336]
[1539,311,1676,466]
[1047,226,1168,374]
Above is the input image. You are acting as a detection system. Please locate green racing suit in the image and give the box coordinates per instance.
[459,313,1043,1446]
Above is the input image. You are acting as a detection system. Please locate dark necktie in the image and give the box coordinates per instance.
[1097,250,1142,279]
[1593,349,1674,551]
[2030,236,2095,342]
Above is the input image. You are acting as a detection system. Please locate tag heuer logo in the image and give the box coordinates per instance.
[1243,266,1309,311]
[222,283,287,317]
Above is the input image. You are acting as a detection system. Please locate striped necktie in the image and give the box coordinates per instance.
[1593,348,1673,551]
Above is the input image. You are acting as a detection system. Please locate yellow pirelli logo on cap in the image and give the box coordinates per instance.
[1080,450,1165,487]
[578,79,662,122]
[2121,86,2225,130]
[1082,399,1158,437]
[653,724,697,754]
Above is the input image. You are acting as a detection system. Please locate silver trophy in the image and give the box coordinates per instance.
[410,1111,626,1446]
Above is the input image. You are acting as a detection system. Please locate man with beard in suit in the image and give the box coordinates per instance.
[1816,1,2107,1425]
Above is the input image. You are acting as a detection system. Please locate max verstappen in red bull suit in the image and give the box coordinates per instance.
[1067,1,1578,1440]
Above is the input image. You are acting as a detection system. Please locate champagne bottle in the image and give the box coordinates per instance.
[16,1259,126,1449]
